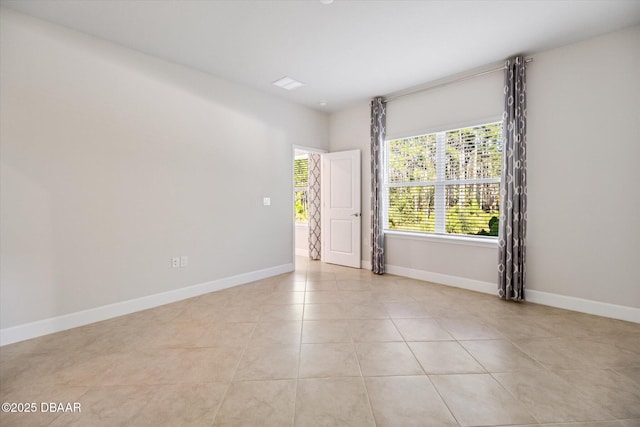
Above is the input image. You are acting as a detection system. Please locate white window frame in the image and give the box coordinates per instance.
[382,118,502,244]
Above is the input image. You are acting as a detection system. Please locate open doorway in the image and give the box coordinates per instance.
[293,149,310,258]
[292,146,326,268]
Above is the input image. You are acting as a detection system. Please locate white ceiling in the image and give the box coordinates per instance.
[2,0,640,112]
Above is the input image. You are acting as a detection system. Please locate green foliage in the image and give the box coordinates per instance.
[294,157,309,223]
[476,216,499,237]
[295,190,308,223]
[387,186,435,232]
[294,158,308,187]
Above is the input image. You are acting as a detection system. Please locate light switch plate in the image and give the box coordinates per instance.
[263,197,271,206]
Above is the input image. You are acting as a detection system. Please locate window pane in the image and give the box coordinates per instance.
[445,123,502,181]
[388,135,437,183]
[294,158,308,188]
[295,189,308,223]
[445,183,500,236]
[387,186,435,232]
[385,121,502,238]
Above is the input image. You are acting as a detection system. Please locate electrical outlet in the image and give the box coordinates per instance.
[172,257,180,268]
[180,256,188,267]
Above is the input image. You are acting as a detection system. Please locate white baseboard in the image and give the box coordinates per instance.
[0,263,294,346]
[386,264,496,295]
[525,289,640,324]
[385,264,639,324]
[361,260,372,271]
[295,248,309,257]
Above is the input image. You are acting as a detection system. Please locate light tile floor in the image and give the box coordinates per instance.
[1,257,639,426]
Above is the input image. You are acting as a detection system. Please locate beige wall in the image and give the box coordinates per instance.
[329,103,372,265]
[329,25,640,310]
[0,9,329,329]
[526,25,640,307]
[295,225,309,256]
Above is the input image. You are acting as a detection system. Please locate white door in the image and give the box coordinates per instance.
[321,150,361,268]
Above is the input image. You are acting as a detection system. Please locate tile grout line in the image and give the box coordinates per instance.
[291,270,308,427]
[208,317,260,426]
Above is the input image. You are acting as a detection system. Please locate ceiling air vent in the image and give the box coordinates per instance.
[272,76,305,91]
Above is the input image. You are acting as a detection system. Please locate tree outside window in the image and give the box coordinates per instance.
[294,155,309,223]
[385,122,502,237]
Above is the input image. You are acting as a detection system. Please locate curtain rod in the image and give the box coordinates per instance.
[383,57,533,103]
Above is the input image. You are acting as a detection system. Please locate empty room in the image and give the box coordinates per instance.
[1,1,639,426]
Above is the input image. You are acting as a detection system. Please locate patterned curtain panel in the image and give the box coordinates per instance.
[308,153,322,260]
[498,55,527,301]
[371,97,386,274]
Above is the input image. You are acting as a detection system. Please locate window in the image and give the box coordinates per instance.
[384,121,502,238]
[294,155,309,223]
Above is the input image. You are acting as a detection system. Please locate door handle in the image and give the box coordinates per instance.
[351,213,361,217]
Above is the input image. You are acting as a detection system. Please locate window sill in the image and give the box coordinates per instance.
[384,230,498,249]
[295,223,309,228]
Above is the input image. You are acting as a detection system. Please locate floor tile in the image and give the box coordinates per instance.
[348,319,403,342]
[493,368,615,423]
[175,302,227,323]
[196,322,256,348]
[234,343,299,381]
[371,289,417,303]
[480,315,556,339]
[49,383,226,427]
[306,272,336,282]
[593,333,640,355]
[339,291,375,304]
[260,304,304,321]
[3,256,638,427]
[342,303,389,319]
[536,313,640,338]
[303,303,344,320]
[393,318,454,341]
[295,377,375,427]
[217,305,263,323]
[437,317,504,340]
[0,383,88,427]
[249,321,302,345]
[101,347,242,385]
[1,350,114,392]
[265,292,305,305]
[460,339,542,372]
[566,338,640,368]
[355,342,423,376]
[305,291,343,304]
[47,385,154,426]
[337,280,372,291]
[214,380,295,427]
[430,373,536,426]
[553,369,640,419]
[495,422,623,427]
[305,281,338,291]
[365,376,457,427]
[130,383,227,427]
[616,366,640,385]
[514,337,639,370]
[273,281,306,292]
[409,341,486,374]
[383,302,433,318]
[144,320,207,348]
[299,343,360,378]
[302,320,352,343]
